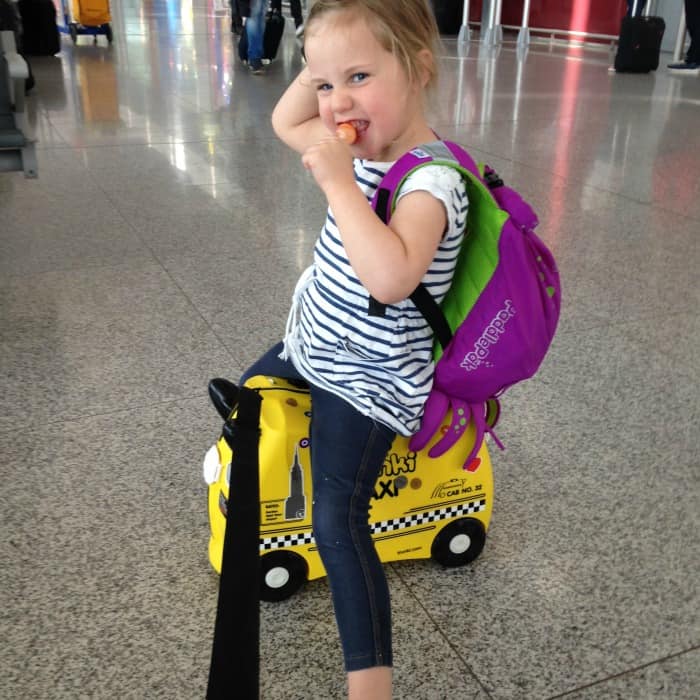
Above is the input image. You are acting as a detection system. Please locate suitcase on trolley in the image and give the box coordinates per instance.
[614,4,665,73]
[72,0,111,26]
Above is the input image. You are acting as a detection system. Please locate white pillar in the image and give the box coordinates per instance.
[482,0,499,46]
[517,0,532,48]
[458,0,471,44]
[494,0,503,43]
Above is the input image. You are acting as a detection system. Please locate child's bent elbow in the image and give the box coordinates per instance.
[270,108,285,141]
[367,282,412,307]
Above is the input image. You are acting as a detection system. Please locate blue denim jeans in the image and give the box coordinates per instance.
[241,344,396,671]
[245,0,265,62]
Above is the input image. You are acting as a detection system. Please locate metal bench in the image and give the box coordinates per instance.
[0,29,36,177]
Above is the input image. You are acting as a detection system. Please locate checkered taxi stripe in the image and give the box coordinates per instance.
[259,498,486,551]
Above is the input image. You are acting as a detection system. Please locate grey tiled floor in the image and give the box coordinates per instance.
[1,2,699,698]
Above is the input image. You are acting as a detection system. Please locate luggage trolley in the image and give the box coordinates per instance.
[60,0,113,44]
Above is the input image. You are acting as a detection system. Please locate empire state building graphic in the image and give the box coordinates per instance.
[284,444,306,520]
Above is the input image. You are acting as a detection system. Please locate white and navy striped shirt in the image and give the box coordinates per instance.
[282,157,468,435]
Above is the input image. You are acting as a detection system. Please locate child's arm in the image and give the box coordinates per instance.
[338,188,446,305]
[274,70,445,304]
[271,68,332,154]
[302,139,447,305]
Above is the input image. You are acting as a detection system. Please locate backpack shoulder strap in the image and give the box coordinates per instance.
[372,140,482,224]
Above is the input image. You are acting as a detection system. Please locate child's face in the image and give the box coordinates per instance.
[304,12,429,162]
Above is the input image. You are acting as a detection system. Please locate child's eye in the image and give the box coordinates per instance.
[350,72,369,84]
[316,83,333,92]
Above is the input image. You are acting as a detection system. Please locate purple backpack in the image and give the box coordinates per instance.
[371,141,561,469]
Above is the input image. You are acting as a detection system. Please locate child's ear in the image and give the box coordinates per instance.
[416,49,434,87]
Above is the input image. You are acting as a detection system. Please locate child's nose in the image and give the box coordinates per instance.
[331,88,352,114]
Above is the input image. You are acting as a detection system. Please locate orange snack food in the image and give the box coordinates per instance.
[335,122,357,144]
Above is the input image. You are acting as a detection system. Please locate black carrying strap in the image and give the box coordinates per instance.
[207,387,263,700]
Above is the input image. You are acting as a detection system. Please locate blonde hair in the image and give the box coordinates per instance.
[305,0,440,88]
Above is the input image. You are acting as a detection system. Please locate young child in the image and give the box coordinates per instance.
[243,1,468,697]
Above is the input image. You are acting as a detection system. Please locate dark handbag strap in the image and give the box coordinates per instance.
[207,387,262,700]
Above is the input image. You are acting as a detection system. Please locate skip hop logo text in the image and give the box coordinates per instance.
[460,300,515,371]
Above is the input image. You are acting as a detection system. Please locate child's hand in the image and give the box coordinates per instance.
[301,136,355,196]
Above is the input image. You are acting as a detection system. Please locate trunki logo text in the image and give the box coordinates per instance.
[460,300,515,371]
[382,451,417,478]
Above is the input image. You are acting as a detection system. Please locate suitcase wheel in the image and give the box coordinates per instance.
[260,551,308,602]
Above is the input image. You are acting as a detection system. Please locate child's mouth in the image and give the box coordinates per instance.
[347,120,369,138]
[335,120,369,148]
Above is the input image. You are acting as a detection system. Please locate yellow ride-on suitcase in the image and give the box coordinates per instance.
[203,375,494,601]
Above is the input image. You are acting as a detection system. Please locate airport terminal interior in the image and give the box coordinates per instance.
[1,0,698,698]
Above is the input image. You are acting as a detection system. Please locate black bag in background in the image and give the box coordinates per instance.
[262,9,284,59]
[17,0,60,56]
[614,5,665,73]
[238,9,285,62]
